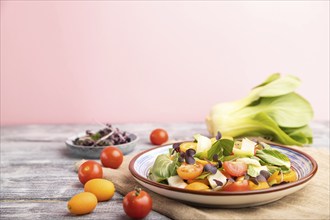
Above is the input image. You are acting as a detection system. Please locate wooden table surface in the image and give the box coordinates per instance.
[1,122,329,219]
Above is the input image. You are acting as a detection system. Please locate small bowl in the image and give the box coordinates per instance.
[66,132,139,158]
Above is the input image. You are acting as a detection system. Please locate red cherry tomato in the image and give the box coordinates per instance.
[78,160,103,185]
[220,170,232,179]
[223,161,247,177]
[123,188,152,219]
[222,179,249,192]
[150,128,168,145]
[100,146,124,169]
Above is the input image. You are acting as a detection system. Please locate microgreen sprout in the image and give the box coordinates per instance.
[216,131,222,140]
[213,179,223,186]
[73,123,131,147]
[204,164,217,174]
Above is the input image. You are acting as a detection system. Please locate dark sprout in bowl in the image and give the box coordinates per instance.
[73,124,131,147]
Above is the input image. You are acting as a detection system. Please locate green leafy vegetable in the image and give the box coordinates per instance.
[195,172,212,180]
[256,149,291,169]
[250,155,267,166]
[278,166,291,173]
[207,139,234,160]
[247,165,268,177]
[223,155,240,161]
[247,165,259,177]
[206,74,313,146]
[281,125,313,145]
[253,73,281,88]
[149,153,179,182]
[91,133,101,141]
[258,142,272,150]
[266,165,281,174]
[194,151,207,159]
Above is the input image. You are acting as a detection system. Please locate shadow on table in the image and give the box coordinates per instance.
[58,147,85,159]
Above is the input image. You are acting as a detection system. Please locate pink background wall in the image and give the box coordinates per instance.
[1,1,329,125]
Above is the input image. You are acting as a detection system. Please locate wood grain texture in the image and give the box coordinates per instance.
[1,123,206,219]
[1,122,329,219]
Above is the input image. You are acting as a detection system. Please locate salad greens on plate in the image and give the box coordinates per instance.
[148,133,297,192]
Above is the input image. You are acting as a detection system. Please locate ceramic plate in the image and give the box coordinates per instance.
[129,143,317,208]
[66,132,138,158]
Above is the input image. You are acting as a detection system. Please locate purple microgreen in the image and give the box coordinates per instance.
[212,154,219,162]
[99,130,106,136]
[178,152,185,163]
[256,174,267,183]
[185,155,196,164]
[216,131,222,140]
[250,177,259,185]
[118,131,126,141]
[172,143,181,152]
[260,170,271,180]
[204,164,217,174]
[179,152,185,159]
[213,179,223,186]
[217,160,222,168]
[185,148,196,157]
[74,123,134,147]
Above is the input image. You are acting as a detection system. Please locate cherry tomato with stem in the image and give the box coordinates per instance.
[123,187,152,219]
[150,129,168,145]
[78,160,103,185]
[100,146,123,169]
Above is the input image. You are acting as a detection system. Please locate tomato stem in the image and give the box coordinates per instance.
[134,187,141,196]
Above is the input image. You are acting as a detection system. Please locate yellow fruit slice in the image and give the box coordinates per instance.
[187,178,210,186]
[267,169,297,186]
[179,142,197,152]
[267,171,281,184]
[185,182,210,191]
[283,169,298,182]
[195,158,217,166]
[248,181,270,190]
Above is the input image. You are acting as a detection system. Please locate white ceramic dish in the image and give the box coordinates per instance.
[129,143,317,208]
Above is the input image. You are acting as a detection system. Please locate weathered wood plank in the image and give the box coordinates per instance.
[0,201,168,220]
[0,123,206,219]
[1,162,123,201]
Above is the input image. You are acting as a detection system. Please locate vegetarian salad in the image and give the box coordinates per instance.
[148,132,297,192]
